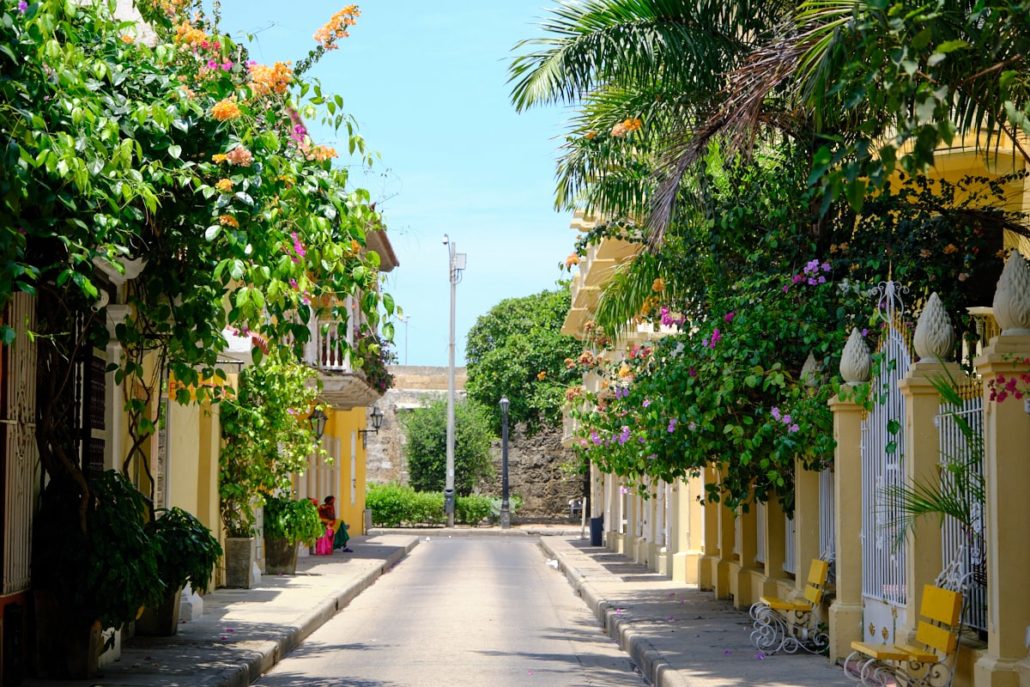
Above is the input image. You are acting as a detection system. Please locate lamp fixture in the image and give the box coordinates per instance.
[308,407,329,441]
[359,405,385,448]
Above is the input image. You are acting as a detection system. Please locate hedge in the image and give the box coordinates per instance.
[366,484,518,527]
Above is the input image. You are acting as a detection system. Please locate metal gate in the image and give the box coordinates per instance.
[859,282,910,644]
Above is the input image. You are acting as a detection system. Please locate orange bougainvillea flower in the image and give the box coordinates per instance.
[248,61,293,97]
[537,370,547,381]
[211,97,242,122]
[219,214,239,228]
[121,34,134,44]
[565,253,580,269]
[174,21,208,47]
[652,277,665,293]
[305,145,338,162]
[585,130,598,140]
[215,178,233,193]
[314,5,360,50]
[225,146,253,167]
[211,153,227,164]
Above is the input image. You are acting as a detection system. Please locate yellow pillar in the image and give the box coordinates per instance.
[761,492,786,596]
[793,462,822,596]
[973,334,1030,687]
[699,466,721,590]
[897,358,961,642]
[671,475,703,584]
[731,503,759,608]
[828,394,866,661]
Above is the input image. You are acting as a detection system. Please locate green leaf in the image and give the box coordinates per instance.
[205,225,221,241]
[168,144,182,159]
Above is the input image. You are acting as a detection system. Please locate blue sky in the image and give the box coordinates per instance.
[218,1,574,366]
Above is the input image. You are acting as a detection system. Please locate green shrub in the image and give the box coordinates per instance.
[263,497,324,546]
[367,484,445,527]
[368,484,499,526]
[455,494,493,525]
[402,399,494,496]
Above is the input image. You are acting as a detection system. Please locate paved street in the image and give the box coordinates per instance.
[256,536,643,687]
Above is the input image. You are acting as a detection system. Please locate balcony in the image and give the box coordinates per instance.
[304,318,383,409]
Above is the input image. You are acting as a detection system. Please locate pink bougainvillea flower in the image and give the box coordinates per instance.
[590,430,602,446]
[724,311,735,323]
[18,0,28,12]
[709,328,722,347]
[667,418,677,433]
[782,414,792,425]
[221,60,233,71]
[642,398,651,407]
[789,424,800,433]
[771,406,781,420]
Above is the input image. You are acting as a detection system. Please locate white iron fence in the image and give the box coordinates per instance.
[937,394,987,634]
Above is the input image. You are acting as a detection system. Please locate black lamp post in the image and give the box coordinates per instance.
[308,407,328,441]
[499,396,510,529]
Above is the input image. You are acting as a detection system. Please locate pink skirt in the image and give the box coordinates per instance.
[315,527,335,555]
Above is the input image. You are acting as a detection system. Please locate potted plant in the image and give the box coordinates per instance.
[32,471,162,678]
[136,507,222,636]
[263,496,324,574]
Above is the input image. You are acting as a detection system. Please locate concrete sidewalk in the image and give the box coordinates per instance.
[541,536,852,687]
[26,534,418,687]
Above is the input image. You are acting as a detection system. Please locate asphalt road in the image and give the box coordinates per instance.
[255,536,644,687]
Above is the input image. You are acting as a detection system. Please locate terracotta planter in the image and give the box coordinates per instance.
[224,537,256,589]
[135,586,183,636]
[32,590,101,679]
[264,536,299,575]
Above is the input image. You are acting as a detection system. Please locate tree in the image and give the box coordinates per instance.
[219,352,327,537]
[465,288,583,433]
[402,399,494,497]
[1,0,394,653]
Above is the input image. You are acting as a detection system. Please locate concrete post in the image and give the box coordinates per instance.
[671,474,703,584]
[793,461,822,596]
[828,393,866,661]
[762,492,787,596]
[699,465,722,591]
[897,358,962,643]
[973,334,1030,687]
[732,503,759,609]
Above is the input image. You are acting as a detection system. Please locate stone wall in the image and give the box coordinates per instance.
[365,366,583,519]
[482,423,584,520]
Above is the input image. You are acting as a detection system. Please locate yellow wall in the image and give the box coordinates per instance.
[325,407,368,535]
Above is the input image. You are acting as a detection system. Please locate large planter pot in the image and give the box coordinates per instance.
[224,537,256,589]
[32,590,101,679]
[264,536,299,575]
[135,586,183,636]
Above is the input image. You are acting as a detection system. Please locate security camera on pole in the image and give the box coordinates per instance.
[442,235,466,527]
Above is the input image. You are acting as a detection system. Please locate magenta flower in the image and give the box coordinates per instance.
[782,285,790,293]
[667,418,677,433]
[290,231,306,260]
[18,0,27,12]
[590,430,602,446]
[782,414,792,425]
[821,261,831,273]
[792,274,803,284]
[221,61,233,71]
[642,398,651,408]
[789,424,800,433]
[688,367,697,378]
[724,311,735,323]
[770,406,781,421]
[289,278,298,289]
[708,328,722,348]
[206,59,218,69]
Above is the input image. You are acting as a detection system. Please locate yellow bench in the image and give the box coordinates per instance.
[749,559,831,655]
[844,584,963,687]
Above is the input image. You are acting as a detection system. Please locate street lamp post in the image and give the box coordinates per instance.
[499,396,510,529]
[443,235,466,526]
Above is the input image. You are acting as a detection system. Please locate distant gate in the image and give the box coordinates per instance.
[859,282,910,644]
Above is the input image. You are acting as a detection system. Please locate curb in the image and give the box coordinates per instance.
[215,537,419,687]
[539,538,688,687]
